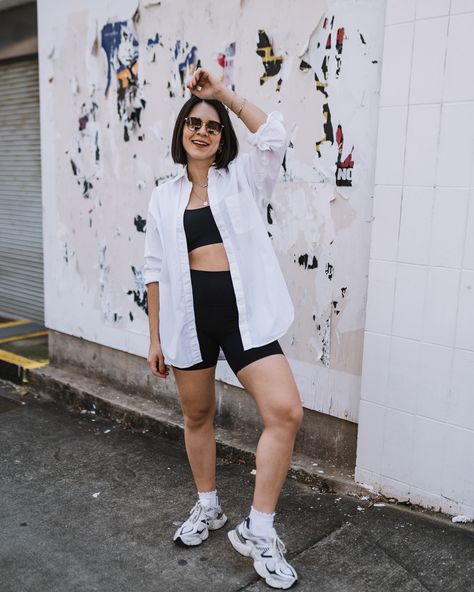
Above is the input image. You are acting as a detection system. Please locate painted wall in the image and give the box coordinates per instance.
[37,0,385,422]
[356,0,474,519]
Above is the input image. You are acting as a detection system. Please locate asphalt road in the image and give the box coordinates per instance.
[1,379,473,592]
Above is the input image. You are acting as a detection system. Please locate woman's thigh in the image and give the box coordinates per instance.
[172,364,217,420]
[235,353,303,426]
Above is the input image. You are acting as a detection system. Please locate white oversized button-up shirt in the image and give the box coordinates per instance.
[143,110,294,368]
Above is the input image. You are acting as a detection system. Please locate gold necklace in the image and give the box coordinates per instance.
[191,187,208,206]
[189,174,208,188]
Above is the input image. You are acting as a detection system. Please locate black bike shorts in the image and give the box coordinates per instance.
[174,269,284,375]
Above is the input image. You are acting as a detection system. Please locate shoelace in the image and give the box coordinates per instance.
[269,534,295,574]
[272,534,287,557]
[188,501,217,524]
[188,501,204,524]
[254,531,287,556]
[254,531,293,572]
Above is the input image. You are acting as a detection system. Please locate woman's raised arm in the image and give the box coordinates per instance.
[187,67,267,133]
[187,68,290,200]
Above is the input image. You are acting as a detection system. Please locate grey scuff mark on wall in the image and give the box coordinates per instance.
[132,2,141,24]
[91,24,99,56]
[95,130,100,163]
[67,97,100,201]
[67,154,93,199]
[128,265,147,316]
[98,243,122,324]
[281,142,296,182]
[320,315,331,366]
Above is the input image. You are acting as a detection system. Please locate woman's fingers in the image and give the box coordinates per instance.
[148,351,169,378]
[187,67,201,87]
[158,355,169,376]
[195,67,205,84]
[187,67,210,91]
[186,68,223,99]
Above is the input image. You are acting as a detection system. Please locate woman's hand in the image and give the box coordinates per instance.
[147,341,169,379]
[186,67,225,101]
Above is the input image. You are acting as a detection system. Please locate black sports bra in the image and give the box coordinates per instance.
[183,206,223,253]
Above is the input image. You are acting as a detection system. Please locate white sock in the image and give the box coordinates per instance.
[198,489,219,508]
[248,505,276,536]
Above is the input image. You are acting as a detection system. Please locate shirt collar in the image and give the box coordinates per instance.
[171,162,227,183]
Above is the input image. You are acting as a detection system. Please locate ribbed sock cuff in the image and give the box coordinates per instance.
[198,489,219,508]
[248,505,276,536]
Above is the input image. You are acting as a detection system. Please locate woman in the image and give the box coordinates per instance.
[143,67,303,590]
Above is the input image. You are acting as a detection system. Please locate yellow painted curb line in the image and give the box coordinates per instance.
[0,330,48,344]
[0,320,31,328]
[0,349,49,369]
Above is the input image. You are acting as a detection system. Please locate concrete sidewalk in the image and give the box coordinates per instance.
[1,378,473,592]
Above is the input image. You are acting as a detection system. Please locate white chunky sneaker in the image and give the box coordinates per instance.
[173,500,228,546]
[227,517,298,589]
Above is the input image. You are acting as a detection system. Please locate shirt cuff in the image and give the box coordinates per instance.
[144,272,161,285]
[246,111,287,151]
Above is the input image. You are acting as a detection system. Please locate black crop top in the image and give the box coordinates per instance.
[183,206,223,253]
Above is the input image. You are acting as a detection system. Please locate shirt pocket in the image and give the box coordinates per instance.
[225,190,257,234]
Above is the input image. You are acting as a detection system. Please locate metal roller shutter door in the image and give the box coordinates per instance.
[0,56,43,322]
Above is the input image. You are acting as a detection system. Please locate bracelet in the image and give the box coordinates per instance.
[236,97,247,119]
[229,90,237,112]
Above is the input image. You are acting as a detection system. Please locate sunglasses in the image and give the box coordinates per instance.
[184,116,224,136]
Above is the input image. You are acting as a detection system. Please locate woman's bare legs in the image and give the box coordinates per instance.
[172,365,217,492]
[236,354,304,514]
[172,353,303,511]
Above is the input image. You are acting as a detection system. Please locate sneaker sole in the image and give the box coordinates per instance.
[227,529,297,590]
[174,528,209,547]
[173,513,228,547]
[208,513,228,530]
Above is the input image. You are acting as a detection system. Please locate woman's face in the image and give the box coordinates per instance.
[182,102,222,164]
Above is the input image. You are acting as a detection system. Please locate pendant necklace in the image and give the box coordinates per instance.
[191,186,208,206]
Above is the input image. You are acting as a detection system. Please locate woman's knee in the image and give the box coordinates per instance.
[287,403,304,432]
[266,400,304,433]
[182,404,215,429]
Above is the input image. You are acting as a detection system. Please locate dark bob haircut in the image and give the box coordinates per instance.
[171,95,239,169]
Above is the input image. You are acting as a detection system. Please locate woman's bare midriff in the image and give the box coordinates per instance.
[188,243,230,271]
